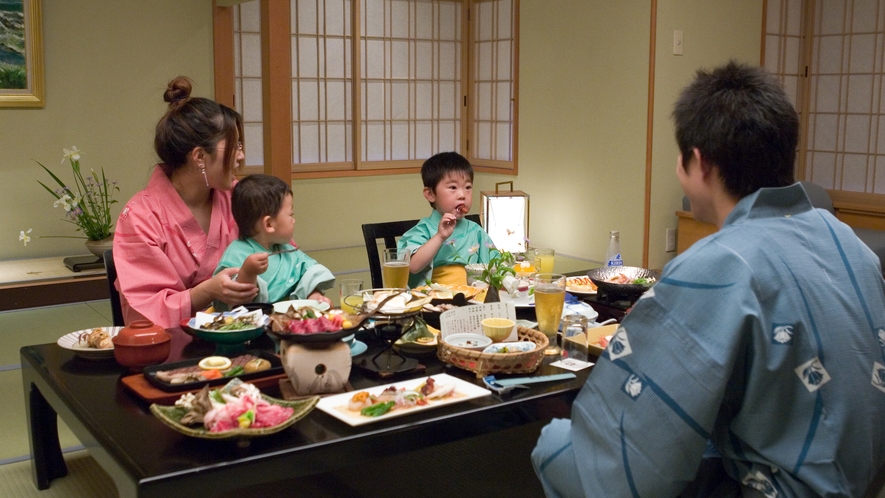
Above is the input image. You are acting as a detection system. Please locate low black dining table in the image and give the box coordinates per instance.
[21,329,592,498]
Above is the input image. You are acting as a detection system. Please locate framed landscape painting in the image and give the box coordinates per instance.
[0,0,43,107]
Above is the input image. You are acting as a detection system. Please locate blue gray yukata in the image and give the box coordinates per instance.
[532,183,885,497]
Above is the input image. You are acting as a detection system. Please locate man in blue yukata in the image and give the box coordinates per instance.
[532,60,885,497]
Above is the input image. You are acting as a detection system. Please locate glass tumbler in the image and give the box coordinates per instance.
[562,314,590,361]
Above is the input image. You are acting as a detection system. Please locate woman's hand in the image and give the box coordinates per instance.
[307,290,332,307]
[192,267,258,311]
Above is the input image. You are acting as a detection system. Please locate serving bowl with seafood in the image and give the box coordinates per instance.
[150,379,318,439]
[357,288,432,316]
[268,305,368,343]
[586,266,660,299]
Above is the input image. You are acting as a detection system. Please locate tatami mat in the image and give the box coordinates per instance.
[0,451,116,498]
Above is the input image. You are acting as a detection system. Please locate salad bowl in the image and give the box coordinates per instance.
[188,311,269,355]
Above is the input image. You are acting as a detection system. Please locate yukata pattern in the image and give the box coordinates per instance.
[214,238,335,307]
[397,210,499,288]
[113,166,238,329]
[532,183,885,497]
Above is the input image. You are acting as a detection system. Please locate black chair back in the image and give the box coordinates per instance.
[361,214,481,288]
[102,249,125,326]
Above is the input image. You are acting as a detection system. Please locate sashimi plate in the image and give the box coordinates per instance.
[316,374,491,427]
[150,394,319,439]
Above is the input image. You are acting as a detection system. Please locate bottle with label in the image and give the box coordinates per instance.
[606,231,623,267]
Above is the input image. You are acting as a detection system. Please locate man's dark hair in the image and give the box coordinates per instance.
[421,152,474,190]
[232,174,293,239]
[672,60,798,198]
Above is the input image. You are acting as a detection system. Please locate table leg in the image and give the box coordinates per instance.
[27,384,67,489]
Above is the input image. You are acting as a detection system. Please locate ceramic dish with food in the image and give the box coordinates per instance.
[442,333,492,351]
[360,289,432,315]
[143,351,282,392]
[566,276,598,295]
[268,307,369,343]
[586,266,660,298]
[150,379,318,439]
[272,299,330,314]
[315,374,491,427]
[57,326,124,359]
[481,341,536,354]
[414,283,481,300]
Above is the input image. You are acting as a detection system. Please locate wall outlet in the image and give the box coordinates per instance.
[666,228,677,252]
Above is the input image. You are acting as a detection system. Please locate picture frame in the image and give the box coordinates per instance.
[0,0,44,107]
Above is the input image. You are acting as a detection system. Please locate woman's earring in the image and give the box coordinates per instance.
[199,162,209,187]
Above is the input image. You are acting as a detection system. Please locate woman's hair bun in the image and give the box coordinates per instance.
[163,76,193,106]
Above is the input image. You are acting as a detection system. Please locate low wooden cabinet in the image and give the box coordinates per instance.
[675,210,717,254]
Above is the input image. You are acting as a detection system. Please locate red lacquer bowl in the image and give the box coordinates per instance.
[112,320,171,371]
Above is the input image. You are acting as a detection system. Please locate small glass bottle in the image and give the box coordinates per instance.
[606,231,623,267]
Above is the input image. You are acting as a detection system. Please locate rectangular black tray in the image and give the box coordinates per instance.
[142,350,283,392]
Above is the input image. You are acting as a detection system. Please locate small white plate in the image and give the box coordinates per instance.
[316,374,492,427]
[272,299,331,314]
[57,327,123,359]
[499,290,535,308]
[443,333,492,350]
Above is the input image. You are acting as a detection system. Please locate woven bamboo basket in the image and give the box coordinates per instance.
[437,326,549,378]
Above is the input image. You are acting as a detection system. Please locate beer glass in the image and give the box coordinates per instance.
[382,249,410,288]
[534,273,566,355]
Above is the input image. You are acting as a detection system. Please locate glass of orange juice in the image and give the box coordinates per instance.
[339,279,363,314]
[534,273,566,355]
[382,249,410,289]
[535,248,555,274]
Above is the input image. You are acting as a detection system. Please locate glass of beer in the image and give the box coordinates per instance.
[339,279,364,314]
[382,249,410,289]
[534,273,566,355]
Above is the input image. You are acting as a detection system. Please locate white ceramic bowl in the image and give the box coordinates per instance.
[443,333,492,351]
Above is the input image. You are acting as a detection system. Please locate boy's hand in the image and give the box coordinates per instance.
[437,212,458,240]
[242,253,269,276]
[307,290,332,306]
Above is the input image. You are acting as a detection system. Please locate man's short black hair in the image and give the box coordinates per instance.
[232,174,293,239]
[421,152,474,191]
[672,60,799,198]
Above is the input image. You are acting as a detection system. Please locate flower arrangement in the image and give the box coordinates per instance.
[473,250,517,290]
[444,239,517,290]
[21,146,120,244]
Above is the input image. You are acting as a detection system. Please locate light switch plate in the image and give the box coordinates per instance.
[673,30,684,56]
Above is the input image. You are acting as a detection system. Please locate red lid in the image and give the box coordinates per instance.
[112,320,171,346]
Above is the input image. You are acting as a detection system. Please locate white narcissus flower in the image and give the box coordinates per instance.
[62,146,82,163]
[53,194,74,211]
[19,228,32,246]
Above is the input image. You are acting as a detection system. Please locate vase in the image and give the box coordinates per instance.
[84,234,114,259]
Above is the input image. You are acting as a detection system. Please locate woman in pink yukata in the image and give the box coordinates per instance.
[112,76,258,347]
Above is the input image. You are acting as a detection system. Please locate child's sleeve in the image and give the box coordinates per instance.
[289,251,336,299]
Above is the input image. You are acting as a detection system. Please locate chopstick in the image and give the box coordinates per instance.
[268,248,298,256]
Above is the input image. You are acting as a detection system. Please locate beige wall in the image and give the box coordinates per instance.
[0,0,215,260]
[647,0,763,270]
[0,0,764,277]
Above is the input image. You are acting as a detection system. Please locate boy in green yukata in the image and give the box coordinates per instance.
[398,152,499,288]
[213,174,334,309]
